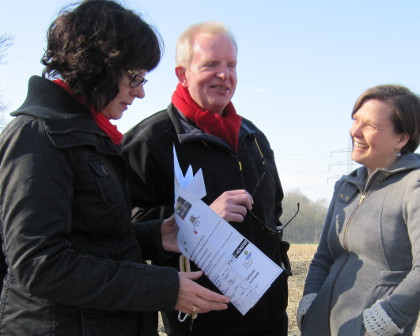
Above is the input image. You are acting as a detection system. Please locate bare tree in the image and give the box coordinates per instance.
[0,34,13,64]
[0,33,14,129]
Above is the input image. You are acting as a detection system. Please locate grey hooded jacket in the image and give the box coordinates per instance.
[301,153,420,336]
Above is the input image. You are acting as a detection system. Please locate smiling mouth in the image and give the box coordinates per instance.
[211,85,229,91]
[354,141,368,149]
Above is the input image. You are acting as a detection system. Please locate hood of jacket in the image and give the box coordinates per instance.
[9,76,119,155]
[342,153,420,193]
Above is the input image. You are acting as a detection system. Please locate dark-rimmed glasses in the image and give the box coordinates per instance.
[126,70,148,88]
[248,171,300,235]
[248,203,300,236]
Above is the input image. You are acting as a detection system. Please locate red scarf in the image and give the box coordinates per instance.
[53,79,123,145]
[171,83,242,151]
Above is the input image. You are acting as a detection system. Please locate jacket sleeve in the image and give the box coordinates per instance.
[254,126,284,227]
[122,125,174,221]
[0,119,179,312]
[122,122,178,267]
[270,142,291,273]
[133,219,175,261]
[378,171,420,329]
[302,180,342,296]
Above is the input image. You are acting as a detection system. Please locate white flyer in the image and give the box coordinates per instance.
[173,147,282,315]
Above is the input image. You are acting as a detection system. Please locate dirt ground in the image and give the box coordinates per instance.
[159,244,419,336]
[286,244,318,335]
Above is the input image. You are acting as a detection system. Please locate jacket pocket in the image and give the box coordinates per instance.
[87,159,125,208]
[378,270,409,285]
[373,270,409,299]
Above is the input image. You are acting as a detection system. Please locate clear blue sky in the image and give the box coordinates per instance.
[1,0,420,202]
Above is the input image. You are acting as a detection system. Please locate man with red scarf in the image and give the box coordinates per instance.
[122,21,290,336]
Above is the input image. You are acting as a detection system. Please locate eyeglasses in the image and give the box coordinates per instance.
[126,70,148,88]
[248,171,300,235]
[247,203,300,236]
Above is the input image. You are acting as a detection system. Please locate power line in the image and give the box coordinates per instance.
[328,138,357,183]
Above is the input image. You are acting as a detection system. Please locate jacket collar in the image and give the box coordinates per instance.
[343,153,420,190]
[12,76,91,120]
[167,103,256,149]
[333,153,420,204]
[11,76,119,155]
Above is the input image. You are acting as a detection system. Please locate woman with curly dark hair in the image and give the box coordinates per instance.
[0,1,229,335]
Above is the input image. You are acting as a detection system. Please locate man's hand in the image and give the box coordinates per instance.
[175,271,230,314]
[210,189,253,223]
[161,216,179,252]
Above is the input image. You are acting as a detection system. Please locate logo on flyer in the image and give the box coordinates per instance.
[232,239,249,258]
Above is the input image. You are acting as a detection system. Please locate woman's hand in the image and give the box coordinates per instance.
[209,189,253,223]
[175,271,230,314]
[160,216,179,252]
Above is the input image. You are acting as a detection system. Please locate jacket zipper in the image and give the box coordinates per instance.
[252,135,266,165]
[236,155,246,191]
[343,192,367,252]
[342,169,383,251]
[236,136,267,191]
[327,194,366,333]
[202,135,266,204]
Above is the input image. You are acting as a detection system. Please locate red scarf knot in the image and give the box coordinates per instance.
[171,83,242,151]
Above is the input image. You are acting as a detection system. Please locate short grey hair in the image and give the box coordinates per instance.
[175,21,237,68]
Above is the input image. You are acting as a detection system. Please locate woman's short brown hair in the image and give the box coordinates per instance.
[42,0,163,111]
[352,84,420,154]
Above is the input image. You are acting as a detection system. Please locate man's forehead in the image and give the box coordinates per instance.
[193,32,236,49]
[192,34,237,60]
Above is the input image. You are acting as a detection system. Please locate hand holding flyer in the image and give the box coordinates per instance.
[173,147,282,315]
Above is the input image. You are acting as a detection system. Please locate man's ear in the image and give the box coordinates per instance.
[175,66,188,87]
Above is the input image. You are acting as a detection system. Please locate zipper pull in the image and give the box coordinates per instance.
[190,312,197,331]
[359,194,366,205]
[238,160,243,171]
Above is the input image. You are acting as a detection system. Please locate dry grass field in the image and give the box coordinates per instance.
[286,244,318,335]
[159,244,419,335]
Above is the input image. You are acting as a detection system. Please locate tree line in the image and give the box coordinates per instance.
[281,189,328,244]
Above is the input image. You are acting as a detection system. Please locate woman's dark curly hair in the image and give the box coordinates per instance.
[42,0,163,111]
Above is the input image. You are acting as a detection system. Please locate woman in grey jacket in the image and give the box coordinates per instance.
[0,1,228,335]
[297,85,420,336]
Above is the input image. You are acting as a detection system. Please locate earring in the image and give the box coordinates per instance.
[396,152,401,157]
